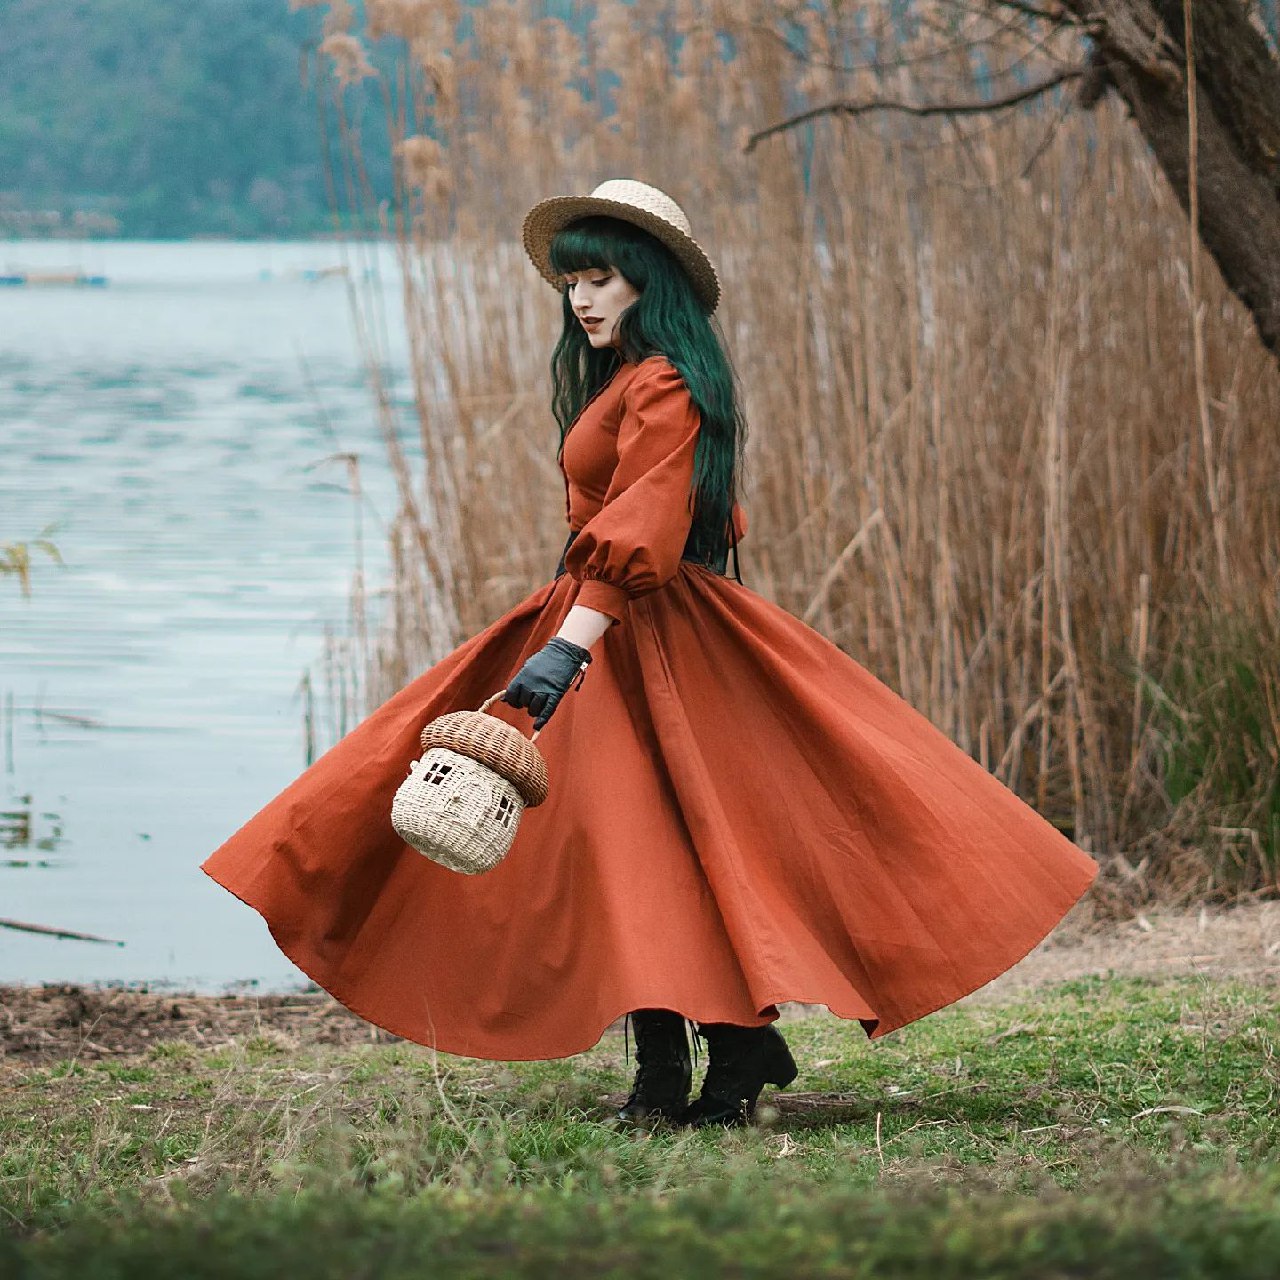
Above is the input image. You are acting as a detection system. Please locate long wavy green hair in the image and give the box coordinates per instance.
[547,215,749,567]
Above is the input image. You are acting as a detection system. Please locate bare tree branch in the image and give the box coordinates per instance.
[988,0,1071,22]
[698,12,1055,78]
[1018,83,1076,175]
[744,66,1085,152]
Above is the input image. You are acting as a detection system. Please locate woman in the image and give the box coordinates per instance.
[202,179,1098,1130]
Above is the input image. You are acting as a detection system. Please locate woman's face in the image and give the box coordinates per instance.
[562,263,641,350]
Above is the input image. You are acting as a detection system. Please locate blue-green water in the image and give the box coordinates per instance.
[1,239,414,991]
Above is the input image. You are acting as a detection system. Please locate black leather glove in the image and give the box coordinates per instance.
[503,636,593,730]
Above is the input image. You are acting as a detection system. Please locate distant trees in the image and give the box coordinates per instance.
[0,0,394,238]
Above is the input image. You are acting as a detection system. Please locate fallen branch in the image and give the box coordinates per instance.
[0,917,125,946]
[1131,1104,1205,1120]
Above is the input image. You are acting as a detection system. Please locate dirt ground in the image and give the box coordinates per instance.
[2,900,1277,1065]
[964,896,1280,999]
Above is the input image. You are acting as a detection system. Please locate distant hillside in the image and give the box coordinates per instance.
[0,0,392,238]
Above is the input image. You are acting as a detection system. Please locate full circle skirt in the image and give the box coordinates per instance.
[201,563,1098,1060]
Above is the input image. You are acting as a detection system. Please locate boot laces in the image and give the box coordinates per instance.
[621,1011,697,1111]
[622,1011,700,1072]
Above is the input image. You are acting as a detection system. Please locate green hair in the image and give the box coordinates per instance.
[547,215,749,568]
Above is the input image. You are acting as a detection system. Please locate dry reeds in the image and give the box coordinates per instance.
[301,0,1280,909]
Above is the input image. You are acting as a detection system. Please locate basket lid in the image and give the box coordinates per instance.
[421,709,549,806]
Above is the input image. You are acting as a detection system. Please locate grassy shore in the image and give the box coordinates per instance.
[4,965,1279,1276]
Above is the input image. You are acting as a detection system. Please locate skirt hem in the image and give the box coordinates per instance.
[200,855,1093,1061]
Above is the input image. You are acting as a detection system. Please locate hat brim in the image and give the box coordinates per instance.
[522,194,720,313]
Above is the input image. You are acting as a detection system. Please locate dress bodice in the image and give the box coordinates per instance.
[555,355,747,624]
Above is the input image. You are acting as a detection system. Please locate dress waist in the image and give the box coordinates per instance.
[553,526,738,583]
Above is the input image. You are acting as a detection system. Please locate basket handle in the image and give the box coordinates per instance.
[480,689,546,743]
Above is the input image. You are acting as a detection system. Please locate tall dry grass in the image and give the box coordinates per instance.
[296,0,1280,910]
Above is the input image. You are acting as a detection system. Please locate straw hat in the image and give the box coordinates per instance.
[522,178,720,314]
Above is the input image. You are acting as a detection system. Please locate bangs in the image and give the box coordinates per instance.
[548,222,623,284]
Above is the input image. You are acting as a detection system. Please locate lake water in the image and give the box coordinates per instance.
[1,239,418,991]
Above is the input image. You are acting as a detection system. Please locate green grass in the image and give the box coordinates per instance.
[11,1169,1280,1279]
[1154,612,1280,889]
[3,975,1280,1276]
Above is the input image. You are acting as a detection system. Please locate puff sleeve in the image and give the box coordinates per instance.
[563,356,701,625]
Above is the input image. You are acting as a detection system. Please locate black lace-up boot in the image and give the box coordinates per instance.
[616,1008,693,1126]
[682,1021,798,1127]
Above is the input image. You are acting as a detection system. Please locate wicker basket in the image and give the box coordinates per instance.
[391,689,550,875]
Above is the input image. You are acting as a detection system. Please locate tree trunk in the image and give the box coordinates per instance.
[1063,0,1280,361]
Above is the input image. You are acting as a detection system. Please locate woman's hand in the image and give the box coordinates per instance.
[503,637,593,730]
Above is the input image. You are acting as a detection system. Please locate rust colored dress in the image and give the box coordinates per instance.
[202,353,1098,1060]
